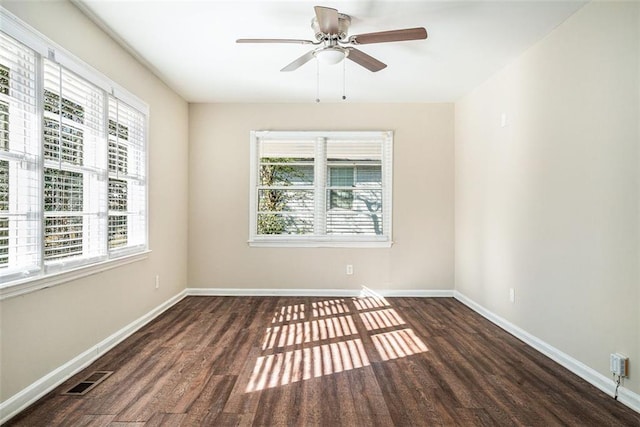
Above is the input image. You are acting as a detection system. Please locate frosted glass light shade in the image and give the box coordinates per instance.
[315,48,346,65]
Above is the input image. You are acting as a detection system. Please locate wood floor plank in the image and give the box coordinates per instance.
[371,360,445,426]
[5,296,639,426]
[317,375,342,426]
[296,375,323,426]
[113,350,198,422]
[343,367,394,426]
[221,344,263,419]
[252,383,295,426]
[179,374,237,426]
[73,415,117,427]
[142,412,186,427]
[91,347,176,417]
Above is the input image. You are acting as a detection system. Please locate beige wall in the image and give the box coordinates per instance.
[3,0,635,411]
[189,103,454,292]
[455,1,639,394]
[0,1,189,401]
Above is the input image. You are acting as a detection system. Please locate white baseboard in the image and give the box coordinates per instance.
[453,291,640,414]
[378,289,454,297]
[186,287,454,298]
[0,290,187,425]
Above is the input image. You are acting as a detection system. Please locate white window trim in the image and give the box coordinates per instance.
[0,250,151,301]
[0,7,150,296]
[248,130,393,248]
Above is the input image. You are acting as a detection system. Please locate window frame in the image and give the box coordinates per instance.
[0,8,149,298]
[249,130,393,248]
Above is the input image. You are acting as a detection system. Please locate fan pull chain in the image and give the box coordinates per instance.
[342,58,347,101]
[316,59,320,103]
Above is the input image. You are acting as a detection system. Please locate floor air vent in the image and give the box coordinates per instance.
[62,371,113,396]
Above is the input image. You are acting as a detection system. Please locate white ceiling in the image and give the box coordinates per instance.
[76,0,586,103]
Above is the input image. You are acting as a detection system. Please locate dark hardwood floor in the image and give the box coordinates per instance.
[6,296,639,426]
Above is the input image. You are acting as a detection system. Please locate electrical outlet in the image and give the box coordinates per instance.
[509,288,515,303]
[610,353,628,377]
[346,265,353,275]
[155,275,160,289]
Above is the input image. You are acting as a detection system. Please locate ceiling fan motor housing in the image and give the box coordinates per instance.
[311,13,351,41]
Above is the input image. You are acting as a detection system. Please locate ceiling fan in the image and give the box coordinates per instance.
[236,5,428,72]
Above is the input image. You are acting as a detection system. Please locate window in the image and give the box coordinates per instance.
[250,131,393,247]
[0,159,8,266]
[0,28,40,281]
[107,99,146,252]
[0,11,148,289]
[42,59,106,268]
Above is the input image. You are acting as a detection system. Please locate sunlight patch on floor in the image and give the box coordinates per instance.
[261,315,358,350]
[272,303,305,323]
[353,295,390,311]
[246,295,428,393]
[312,299,350,317]
[246,338,370,392]
[371,328,429,361]
[359,308,406,331]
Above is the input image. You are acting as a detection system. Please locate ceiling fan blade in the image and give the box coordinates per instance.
[236,38,315,45]
[314,6,339,34]
[346,48,387,72]
[281,50,316,72]
[349,27,427,45]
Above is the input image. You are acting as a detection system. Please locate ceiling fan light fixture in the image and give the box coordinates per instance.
[314,47,347,65]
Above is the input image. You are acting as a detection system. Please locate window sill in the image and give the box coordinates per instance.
[248,239,393,248]
[0,250,151,301]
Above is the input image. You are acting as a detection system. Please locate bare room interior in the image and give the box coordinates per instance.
[0,0,639,425]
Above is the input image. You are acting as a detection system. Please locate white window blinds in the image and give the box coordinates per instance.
[0,10,148,288]
[326,139,384,236]
[43,59,107,269]
[0,32,40,281]
[107,98,146,252]
[250,131,393,247]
